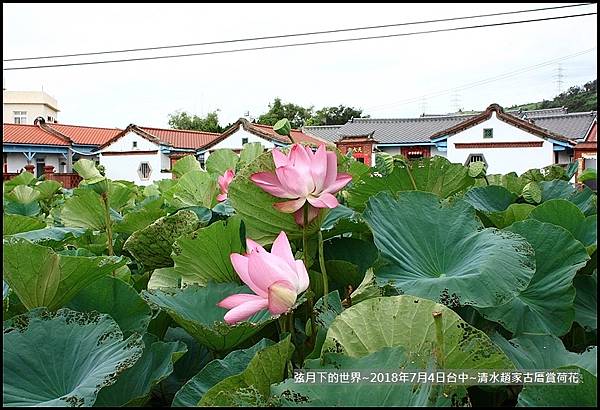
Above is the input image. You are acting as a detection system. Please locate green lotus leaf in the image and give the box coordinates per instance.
[3,214,45,236]
[468,160,487,178]
[320,205,369,239]
[491,333,597,377]
[539,180,596,216]
[123,210,201,271]
[272,347,466,407]
[273,118,291,136]
[142,283,274,351]
[114,200,167,237]
[34,180,62,200]
[485,203,536,229]
[579,167,597,183]
[94,334,187,407]
[159,327,212,402]
[172,155,202,178]
[3,239,127,310]
[347,156,475,211]
[172,216,244,286]
[61,188,106,230]
[516,366,596,407]
[374,152,395,176]
[8,184,41,203]
[305,291,344,360]
[529,199,596,252]
[477,220,589,336]
[199,336,293,406]
[172,338,273,406]
[462,185,517,212]
[474,172,528,196]
[7,227,86,248]
[3,171,36,193]
[574,271,597,331]
[73,158,106,184]
[108,180,136,211]
[363,191,535,308]
[5,185,41,216]
[322,295,514,372]
[3,308,143,407]
[206,149,239,175]
[164,170,218,209]
[148,267,182,290]
[228,150,321,244]
[522,181,542,204]
[67,276,152,336]
[238,142,265,169]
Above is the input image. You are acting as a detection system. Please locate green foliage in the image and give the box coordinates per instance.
[509,79,597,112]
[3,308,144,407]
[305,105,367,126]
[3,152,597,407]
[167,110,224,133]
[257,98,313,129]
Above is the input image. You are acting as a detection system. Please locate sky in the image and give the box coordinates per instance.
[3,3,597,129]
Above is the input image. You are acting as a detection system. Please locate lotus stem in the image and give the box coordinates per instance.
[303,204,317,345]
[432,311,444,368]
[318,229,329,310]
[405,162,418,190]
[101,192,114,258]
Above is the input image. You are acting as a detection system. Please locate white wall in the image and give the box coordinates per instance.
[207,126,275,159]
[5,152,62,174]
[99,131,166,186]
[446,112,555,175]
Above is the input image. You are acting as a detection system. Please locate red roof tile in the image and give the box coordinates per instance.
[3,123,70,146]
[139,126,222,149]
[46,123,123,146]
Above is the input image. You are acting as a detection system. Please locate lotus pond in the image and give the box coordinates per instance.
[3,143,597,407]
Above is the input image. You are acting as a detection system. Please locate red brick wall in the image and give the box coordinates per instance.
[337,141,374,166]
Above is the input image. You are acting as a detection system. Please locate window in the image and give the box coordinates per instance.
[483,128,493,138]
[241,137,249,145]
[59,162,66,173]
[14,111,27,124]
[137,162,152,180]
[132,141,138,149]
[465,153,488,167]
[47,116,52,122]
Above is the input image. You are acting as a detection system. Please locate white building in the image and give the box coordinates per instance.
[304,103,595,175]
[3,90,60,125]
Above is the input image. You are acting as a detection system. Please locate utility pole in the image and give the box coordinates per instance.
[419,98,429,116]
[554,63,565,95]
[450,90,461,113]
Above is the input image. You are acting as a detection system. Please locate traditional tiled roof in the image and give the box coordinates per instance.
[139,126,221,150]
[302,125,343,142]
[429,104,574,144]
[44,123,122,146]
[205,118,332,150]
[335,114,477,144]
[527,112,597,141]
[2,123,70,146]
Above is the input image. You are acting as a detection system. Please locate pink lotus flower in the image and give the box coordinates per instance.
[250,144,352,225]
[217,169,235,202]
[217,231,310,324]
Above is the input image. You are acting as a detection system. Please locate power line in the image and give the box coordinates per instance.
[365,48,596,112]
[4,11,596,71]
[3,3,593,62]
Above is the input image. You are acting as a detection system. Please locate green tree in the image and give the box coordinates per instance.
[168,110,224,133]
[306,105,368,126]
[509,79,597,112]
[257,98,313,129]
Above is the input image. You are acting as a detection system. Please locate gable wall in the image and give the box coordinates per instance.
[446,112,555,175]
